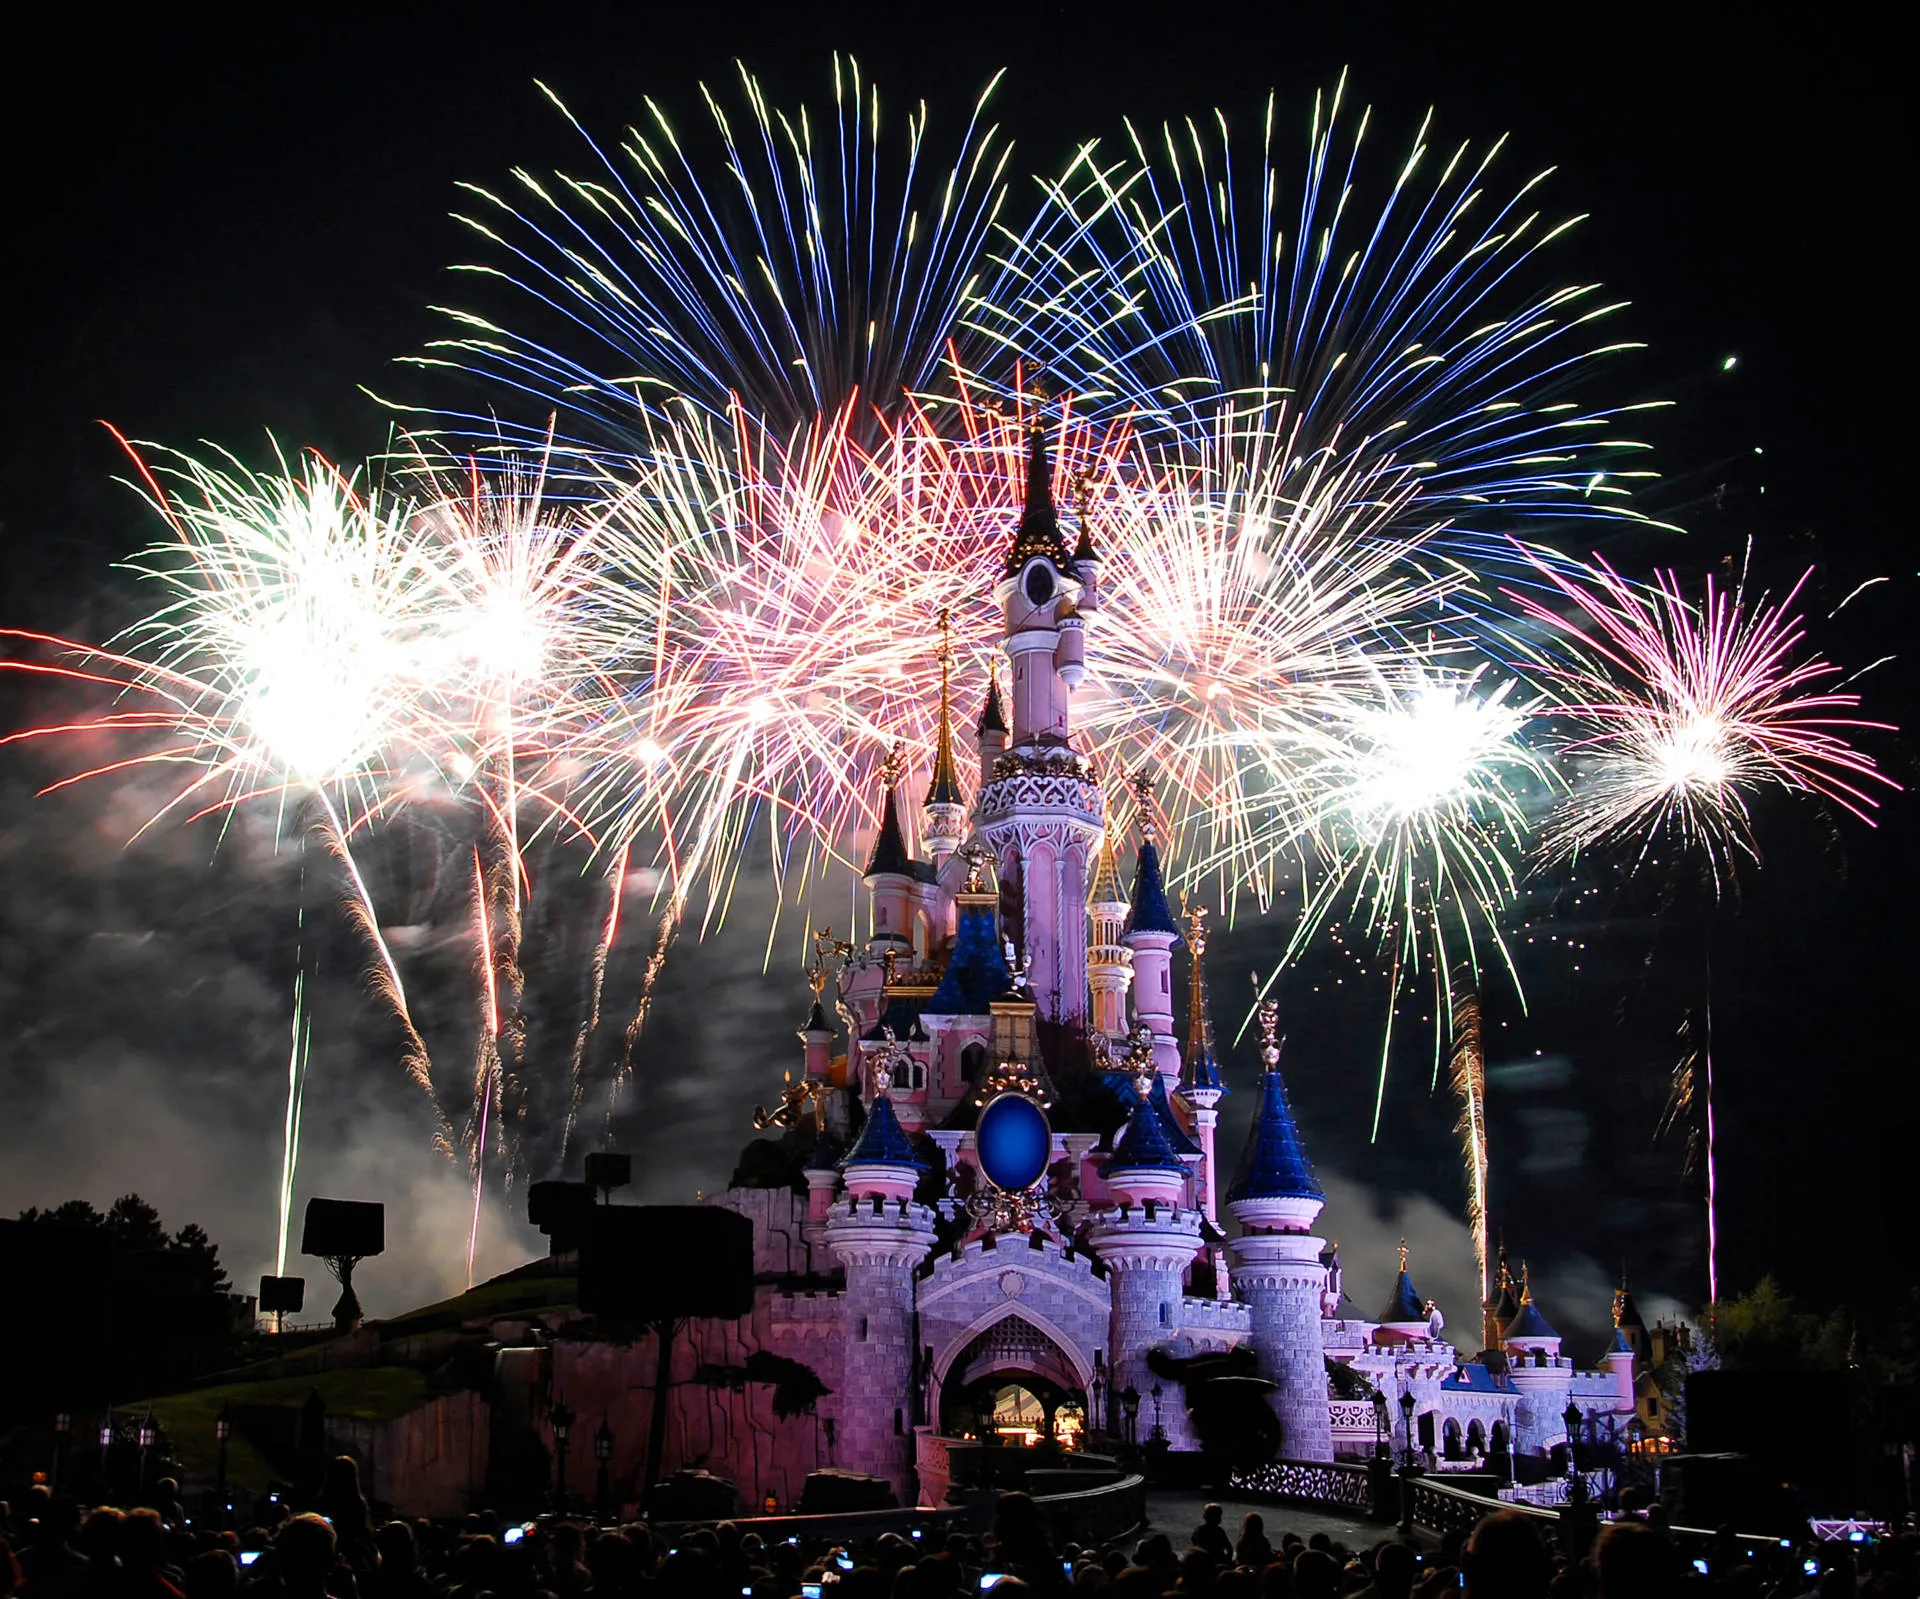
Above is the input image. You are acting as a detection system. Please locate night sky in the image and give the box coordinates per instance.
[1,3,1911,1344]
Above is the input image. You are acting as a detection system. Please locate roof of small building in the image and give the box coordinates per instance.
[1108,1085,1187,1173]
[925,898,1014,1015]
[1124,838,1184,941]
[843,1092,924,1170]
[977,677,1007,737]
[1377,1268,1426,1326]
[1504,1287,1561,1343]
[1226,1065,1323,1203]
[862,784,915,879]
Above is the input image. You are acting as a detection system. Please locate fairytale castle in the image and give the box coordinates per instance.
[545,429,1656,1511]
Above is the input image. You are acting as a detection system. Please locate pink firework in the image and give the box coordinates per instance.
[1512,551,1898,884]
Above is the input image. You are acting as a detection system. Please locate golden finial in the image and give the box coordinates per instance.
[1184,897,1209,956]
[1256,996,1282,1069]
[881,740,907,790]
[1126,767,1157,842]
[1399,1238,1410,1274]
[960,841,992,893]
[1124,1021,1157,1103]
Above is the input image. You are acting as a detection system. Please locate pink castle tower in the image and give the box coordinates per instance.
[978,426,1105,1033]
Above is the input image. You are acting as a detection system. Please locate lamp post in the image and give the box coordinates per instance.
[549,1399,575,1514]
[216,1408,232,1509]
[1121,1387,1140,1453]
[1397,1390,1417,1536]
[1090,1371,1106,1442]
[594,1417,614,1524]
[1149,1383,1165,1444]
[1372,1392,1389,1461]
[138,1410,157,1501]
[1562,1402,1585,1508]
[52,1412,70,1494]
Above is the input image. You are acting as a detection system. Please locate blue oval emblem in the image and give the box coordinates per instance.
[976,1093,1052,1192]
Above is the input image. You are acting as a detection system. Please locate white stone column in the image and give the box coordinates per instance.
[1086,1206,1202,1452]
[827,1197,937,1502]
[1229,1231,1334,1462]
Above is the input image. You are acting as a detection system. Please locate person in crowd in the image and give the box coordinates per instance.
[1189,1511,1231,1564]
[1230,1518,1271,1573]
[1463,1513,1550,1599]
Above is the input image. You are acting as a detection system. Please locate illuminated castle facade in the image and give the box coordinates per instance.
[546,431,1653,1510]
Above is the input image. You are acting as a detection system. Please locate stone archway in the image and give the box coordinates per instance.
[937,1313,1088,1447]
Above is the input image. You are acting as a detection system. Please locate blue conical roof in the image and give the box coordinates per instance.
[926,898,1013,1014]
[843,1093,924,1170]
[1109,1090,1186,1173]
[1378,1271,1425,1325]
[1148,1073,1201,1155]
[1003,426,1070,575]
[1504,1290,1559,1343]
[1603,1325,1635,1359]
[1227,1067,1322,1203]
[863,785,915,878]
[1186,1041,1226,1094]
[1123,840,1183,941]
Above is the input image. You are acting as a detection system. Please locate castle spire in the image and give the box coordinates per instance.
[862,742,915,880]
[1182,901,1226,1095]
[925,609,964,809]
[1226,999,1322,1213]
[1002,423,1070,574]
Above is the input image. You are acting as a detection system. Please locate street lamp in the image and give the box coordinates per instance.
[1562,1401,1585,1507]
[1149,1383,1165,1444]
[549,1398,576,1514]
[138,1410,157,1500]
[1121,1386,1140,1451]
[216,1408,233,1507]
[1090,1371,1106,1440]
[594,1417,615,1524]
[1372,1392,1389,1461]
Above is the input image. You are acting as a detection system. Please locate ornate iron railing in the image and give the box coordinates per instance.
[1231,1459,1375,1515]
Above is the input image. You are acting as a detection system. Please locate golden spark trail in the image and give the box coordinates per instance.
[1449,977,1490,1303]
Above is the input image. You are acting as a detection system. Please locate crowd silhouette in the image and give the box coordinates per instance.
[0,1467,1913,1599]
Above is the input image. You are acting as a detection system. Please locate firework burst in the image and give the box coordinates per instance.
[1512,552,1897,887]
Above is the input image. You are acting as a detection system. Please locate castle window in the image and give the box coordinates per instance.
[859,1317,869,1341]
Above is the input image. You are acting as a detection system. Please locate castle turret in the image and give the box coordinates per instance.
[1122,818,1184,1084]
[1600,1312,1638,1418]
[827,1056,936,1501]
[1087,1033,1201,1450]
[1087,826,1134,1040]
[978,425,1103,1027]
[1501,1265,1573,1457]
[863,748,916,956]
[1226,1001,1333,1462]
[1177,903,1228,1230]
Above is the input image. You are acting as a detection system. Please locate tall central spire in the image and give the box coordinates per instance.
[925,608,964,809]
[1003,424,1069,574]
[1183,901,1225,1094]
